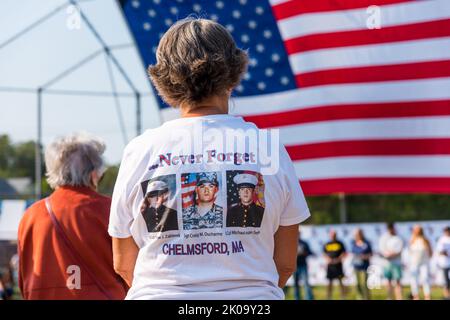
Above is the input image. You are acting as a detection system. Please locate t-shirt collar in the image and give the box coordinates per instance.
[161,114,243,127]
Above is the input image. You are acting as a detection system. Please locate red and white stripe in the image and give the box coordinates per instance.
[163,0,450,195]
[257,0,450,194]
[181,176,196,208]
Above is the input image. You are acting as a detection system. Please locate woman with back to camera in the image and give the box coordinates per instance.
[408,224,432,300]
[18,133,128,299]
[109,18,311,300]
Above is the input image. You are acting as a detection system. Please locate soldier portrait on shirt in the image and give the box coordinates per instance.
[182,172,224,230]
[226,171,265,228]
[140,174,178,233]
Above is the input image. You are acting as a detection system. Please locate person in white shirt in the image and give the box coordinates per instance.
[435,226,450,299]
[108,18,310,300]
[407,225,432,300]
[379,222,404,300]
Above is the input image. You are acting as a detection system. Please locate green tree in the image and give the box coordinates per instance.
[0,135,14,176]
[98,165,119,196]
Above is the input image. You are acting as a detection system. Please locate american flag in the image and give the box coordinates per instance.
[121,0,450,195]
[181,173,197,209]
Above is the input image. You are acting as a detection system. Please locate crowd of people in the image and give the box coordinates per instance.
[293,223,450,300]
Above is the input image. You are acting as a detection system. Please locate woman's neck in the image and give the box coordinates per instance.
[180,95,229,118]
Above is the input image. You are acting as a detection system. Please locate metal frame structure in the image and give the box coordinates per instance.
[0,0,152,200]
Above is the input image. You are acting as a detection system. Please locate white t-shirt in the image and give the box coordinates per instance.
[108,114,310,300]
[379,232,404,265]
[435,235,450,269]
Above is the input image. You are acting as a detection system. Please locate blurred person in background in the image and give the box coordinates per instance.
[379,222,404,300]
[9,253,19,289]
[0,268,5,300]
[294,228,314,300]
[351,228,372,300]
[0,267,13,300]
[18,133,128,299]
[323,229,347,299]
[436,226,450,299]
[407,224,432,300]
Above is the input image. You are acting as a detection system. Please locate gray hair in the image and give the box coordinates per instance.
[44,132,106,189]
[148,18,248,107]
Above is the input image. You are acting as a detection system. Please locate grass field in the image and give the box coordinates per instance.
[284,285,447,300]
[9,285,447,300]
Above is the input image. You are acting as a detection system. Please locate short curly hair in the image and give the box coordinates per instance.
[148,18,248,107]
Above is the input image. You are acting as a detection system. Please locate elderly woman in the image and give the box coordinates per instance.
[18,133,128,299]
[109,18,310,300]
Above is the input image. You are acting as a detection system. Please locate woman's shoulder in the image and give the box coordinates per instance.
[20,199,47,223]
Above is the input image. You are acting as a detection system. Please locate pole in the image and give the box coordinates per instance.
[136,92,141,136]
[35,88,43,200]
[339,192,347,223]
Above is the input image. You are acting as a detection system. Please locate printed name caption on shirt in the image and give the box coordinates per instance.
[178,304,271,318]
[148,123,280,175]
[162,240,245,256]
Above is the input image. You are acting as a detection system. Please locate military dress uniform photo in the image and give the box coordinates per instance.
[226,173,265,228]
[141,180,178,233]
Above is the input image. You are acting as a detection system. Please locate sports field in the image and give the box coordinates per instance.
[284,285,446,300]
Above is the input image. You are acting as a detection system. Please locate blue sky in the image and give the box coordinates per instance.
[0,0,162,164]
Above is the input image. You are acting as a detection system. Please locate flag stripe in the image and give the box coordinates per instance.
[277,0,450,40]
[295,60,450,88]
[299,177,450,195]
[289,37,450,74]
[272,0,413,20]
[280,117,450,146]
[287,138,450,161]
[293,156,450,180]
[233,78,450,116]
[284,19,450,54]
[244,100,450,128]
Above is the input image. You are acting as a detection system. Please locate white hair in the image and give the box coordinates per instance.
[44,132,106,189]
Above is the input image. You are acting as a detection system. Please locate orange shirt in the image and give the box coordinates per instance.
[18,186,128,300]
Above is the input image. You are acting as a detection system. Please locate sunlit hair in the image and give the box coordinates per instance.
[44,132,106,189]
[148,17,248,107]
[354,228,365,241]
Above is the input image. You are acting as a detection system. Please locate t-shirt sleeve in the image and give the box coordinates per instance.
[108,144,136,238]
[278,144,311,226]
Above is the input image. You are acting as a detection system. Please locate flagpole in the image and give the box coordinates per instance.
[35,88,42,200]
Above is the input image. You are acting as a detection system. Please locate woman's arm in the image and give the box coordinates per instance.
[273,224,300,288]
[112,237,139,287]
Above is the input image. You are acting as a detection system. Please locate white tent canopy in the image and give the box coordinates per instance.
[0,0,161,168]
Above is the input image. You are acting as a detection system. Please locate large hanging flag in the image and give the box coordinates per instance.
[120,0,450,195]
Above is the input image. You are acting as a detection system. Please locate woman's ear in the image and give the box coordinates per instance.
[90,171,100,190]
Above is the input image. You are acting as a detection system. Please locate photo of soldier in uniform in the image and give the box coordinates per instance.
[226,171,265,228]
[181,172,224,230]
[140,175,178,233]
